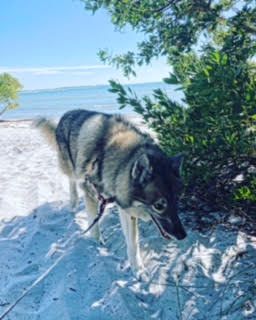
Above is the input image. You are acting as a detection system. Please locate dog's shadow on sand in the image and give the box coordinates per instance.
[0,202,255,320]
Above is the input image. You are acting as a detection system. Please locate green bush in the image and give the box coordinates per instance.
[109,48,256,216]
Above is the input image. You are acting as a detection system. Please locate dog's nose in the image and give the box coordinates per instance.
[176,228,187,240]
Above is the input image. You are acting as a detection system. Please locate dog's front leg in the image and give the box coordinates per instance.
[119,209,144,278]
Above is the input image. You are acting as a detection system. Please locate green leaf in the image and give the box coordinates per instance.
[163,74,179,85]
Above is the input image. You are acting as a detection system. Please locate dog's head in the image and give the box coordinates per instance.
[129,151,186,241]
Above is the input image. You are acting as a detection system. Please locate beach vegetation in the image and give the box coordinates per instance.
[0,73,22,117]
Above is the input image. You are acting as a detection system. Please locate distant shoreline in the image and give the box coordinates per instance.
[21,81,164,94]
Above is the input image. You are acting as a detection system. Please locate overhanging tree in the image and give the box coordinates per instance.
[81,0,256,218]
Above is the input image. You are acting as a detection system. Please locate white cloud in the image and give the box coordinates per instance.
[0,58,171,90]
[0,65,110,75]
[33,70,61,75]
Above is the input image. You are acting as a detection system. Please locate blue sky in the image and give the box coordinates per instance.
[0,0,170,90]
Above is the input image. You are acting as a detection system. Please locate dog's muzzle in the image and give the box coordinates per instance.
[150,214,186,240]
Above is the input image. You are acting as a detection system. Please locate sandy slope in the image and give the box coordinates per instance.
[0,121,255,320]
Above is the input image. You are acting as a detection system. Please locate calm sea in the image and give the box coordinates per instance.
[2,82,183,120]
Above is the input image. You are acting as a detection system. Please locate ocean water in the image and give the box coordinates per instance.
[2,82,183,120]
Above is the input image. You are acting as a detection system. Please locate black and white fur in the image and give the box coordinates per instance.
[37,109,186,278]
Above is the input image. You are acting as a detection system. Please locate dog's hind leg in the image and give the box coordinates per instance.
[57,151,79,210]
[69,178,78,210]
[83,190,101,242]
[118,209,144,278]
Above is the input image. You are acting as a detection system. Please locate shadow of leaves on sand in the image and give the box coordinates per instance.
[0,202,255,320]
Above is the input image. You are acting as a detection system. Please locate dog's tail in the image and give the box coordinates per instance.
[34,117,57,148]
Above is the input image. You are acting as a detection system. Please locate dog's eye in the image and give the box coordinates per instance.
[152,198,167,213]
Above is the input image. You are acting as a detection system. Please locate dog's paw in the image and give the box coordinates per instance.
[132,265,149,282]
[130,260,149,282]
[98,234,105,246]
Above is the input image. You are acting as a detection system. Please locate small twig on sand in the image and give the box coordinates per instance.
[175,277,182,320]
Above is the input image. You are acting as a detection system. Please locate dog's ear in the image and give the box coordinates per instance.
[131,154,153,186]
[169,154,184,177]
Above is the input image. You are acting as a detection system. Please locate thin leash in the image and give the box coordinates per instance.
[80,194,115,237]
[0,191,115,320]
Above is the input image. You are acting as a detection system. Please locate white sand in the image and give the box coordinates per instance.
[0,120,255,320]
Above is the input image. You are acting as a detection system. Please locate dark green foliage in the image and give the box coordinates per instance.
[82,0,256,218]
[109,50,256,216]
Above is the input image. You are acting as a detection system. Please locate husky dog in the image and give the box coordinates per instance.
[37,109,186,277]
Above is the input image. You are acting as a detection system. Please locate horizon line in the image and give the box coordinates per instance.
[21,80,165,93]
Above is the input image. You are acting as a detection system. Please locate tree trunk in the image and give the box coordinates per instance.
[0,105,9,117]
